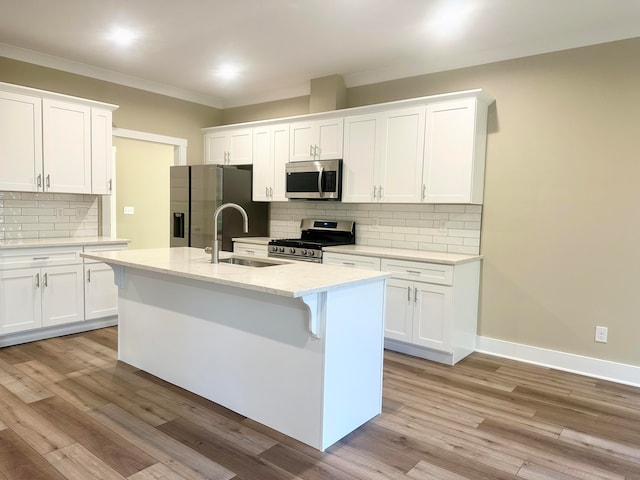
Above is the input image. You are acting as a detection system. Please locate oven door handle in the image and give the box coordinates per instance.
[317,166,324,197]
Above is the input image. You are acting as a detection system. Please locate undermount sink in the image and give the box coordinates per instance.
[218,257,282,268]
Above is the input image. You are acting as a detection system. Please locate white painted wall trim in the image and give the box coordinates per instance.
[476,336,640,388]
[113,128,188,166]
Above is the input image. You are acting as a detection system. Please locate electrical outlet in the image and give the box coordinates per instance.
[124,206,135,215]
[56,207,64,217]
[595,326,608,343]
[437,220,447,233]
[75,207,88,221]
[371,216,380,231]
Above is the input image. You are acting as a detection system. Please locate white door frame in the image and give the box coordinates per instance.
[102,129,188,236]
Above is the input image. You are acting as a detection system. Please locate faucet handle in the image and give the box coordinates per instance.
[204,246,212,254]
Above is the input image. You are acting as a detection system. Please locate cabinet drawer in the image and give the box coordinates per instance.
[323,252,381,271]
[0,246,81,270]
[233,242,268,257]
[380,258,453,285]
[83,243,128,264]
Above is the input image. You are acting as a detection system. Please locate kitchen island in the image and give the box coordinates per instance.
[80,247,390,451]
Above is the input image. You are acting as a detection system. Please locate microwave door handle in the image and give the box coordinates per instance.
[317,166,324,197]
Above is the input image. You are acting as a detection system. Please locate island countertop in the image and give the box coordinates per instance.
[81,247,390,298]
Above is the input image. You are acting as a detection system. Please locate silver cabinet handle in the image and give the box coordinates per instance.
[407,269,421,275]
[373,185,377,199]
[343,261,356,266]
[314,145,319,158]
[407,285,411,302]
[32,256,50,261]
[317,166,324,197]
[87,268,91,283]
[43,272,48,287]
[310,145,314,157]
[378,185,383,199]
[414,287,418,303]
[46,174,50,189]
[245,250,255,255]
[266,186,269,197]
[422,184,426,200]
[37,174,42,189]
[269,187,273,197]
[35,273,40,287]
[109,179,113,192]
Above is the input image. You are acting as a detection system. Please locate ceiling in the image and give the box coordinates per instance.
[1,0,639,109]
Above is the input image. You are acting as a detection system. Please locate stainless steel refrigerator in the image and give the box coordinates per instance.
[170,165,268,251]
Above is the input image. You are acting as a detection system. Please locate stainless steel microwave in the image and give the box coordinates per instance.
[285,159,342,200]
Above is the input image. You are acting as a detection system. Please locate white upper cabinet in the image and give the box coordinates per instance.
[0,82,117,195]
[252,123,289,202]
[422,97,489,204]
[42,99,92,194]
[342,107,424,203]
[290,117,343,162]
[0,90,43,192]
[205,127,253,165]
[90,108,113,195]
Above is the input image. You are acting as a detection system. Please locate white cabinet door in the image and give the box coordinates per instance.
[377,107,424,203]
[205,132,228,164]
[0,268,42,334]
[91,108,113,194]
[205,128,253,165]
[412,282,452,352]
[84,262,118,320]
[423,97,485,203]
[290,117,343,162]
[252,126,271,201]
[42,99,91,193]
[384,278,413,342]
[0,91,43,192]
[41,264,84,327]
[342,113,379,202]
[252,123,289,201]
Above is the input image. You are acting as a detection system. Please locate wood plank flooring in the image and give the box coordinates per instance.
[0,327,638,479]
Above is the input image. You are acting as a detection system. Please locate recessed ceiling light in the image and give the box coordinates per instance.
[107,26,139,48]
[429,0,474,39]
[215,63,241,81]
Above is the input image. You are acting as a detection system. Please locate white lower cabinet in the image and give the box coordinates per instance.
[0,242,127,345]
[0,249,84,335]
[324,250,480,365]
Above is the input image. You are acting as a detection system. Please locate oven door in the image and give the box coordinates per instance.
[285,159,341,200]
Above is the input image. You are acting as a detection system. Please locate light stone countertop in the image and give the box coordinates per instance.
[81,247,390,298]
[0,236,130,250]
[323,244,482,265]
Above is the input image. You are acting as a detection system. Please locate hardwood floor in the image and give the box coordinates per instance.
[0,327,638,479]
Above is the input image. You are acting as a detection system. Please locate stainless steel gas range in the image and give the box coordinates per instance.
[268,219,355,263]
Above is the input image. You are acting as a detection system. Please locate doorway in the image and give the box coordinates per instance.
[112,137,174,249]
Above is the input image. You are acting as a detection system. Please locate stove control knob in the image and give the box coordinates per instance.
[278,247,285,253]
[301,249,308,256]
[309,250,315,257]
[289,248,295,254]
[270,246,277,252]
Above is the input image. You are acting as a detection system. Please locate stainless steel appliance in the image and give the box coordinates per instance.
[285,159,342,200]
[268,219,355,263]
[170,165,268,251]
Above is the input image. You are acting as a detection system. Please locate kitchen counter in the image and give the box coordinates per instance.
[0,236,130,250]
[324,244,481,265]
[82,246,387,451]
[81,247,388,298]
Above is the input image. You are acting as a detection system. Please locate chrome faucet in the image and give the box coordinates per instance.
[211,203,249,263]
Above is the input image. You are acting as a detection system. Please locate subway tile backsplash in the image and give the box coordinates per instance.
[0,191,98,240]
[269,202,482,254]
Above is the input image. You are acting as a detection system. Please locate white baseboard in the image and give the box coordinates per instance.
[0,317,118,348]
[476,336,640,388]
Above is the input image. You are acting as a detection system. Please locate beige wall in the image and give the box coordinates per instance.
[114,138,173,249]
[0,57,221,165]
[210,38,640,367]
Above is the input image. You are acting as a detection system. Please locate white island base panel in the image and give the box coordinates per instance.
[116,268,385,451]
